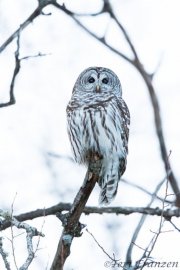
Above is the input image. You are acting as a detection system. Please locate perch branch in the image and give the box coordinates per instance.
[50,154,102,270]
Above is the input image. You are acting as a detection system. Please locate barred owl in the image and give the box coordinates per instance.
[66,67,130,205]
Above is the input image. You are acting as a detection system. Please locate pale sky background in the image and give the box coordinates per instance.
[0,0,180,269]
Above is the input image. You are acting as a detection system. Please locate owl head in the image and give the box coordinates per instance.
[73,67,122,98]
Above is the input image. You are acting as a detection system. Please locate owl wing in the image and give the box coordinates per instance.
[118,98,130,153]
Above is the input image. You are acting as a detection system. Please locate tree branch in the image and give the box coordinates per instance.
[50,154,102,270]
[1,203,180,232]
[12,217,45,270]
[52,2,134,65]
[0,0,54,54]
[0,32,21,108]
[0,210,45,270]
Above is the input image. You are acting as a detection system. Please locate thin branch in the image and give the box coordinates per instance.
[1,203,180,232]
[47,151,74,163]
[21,52,51,61]
[149,53,164,80]
[10,193,18,270]
[127,153,172,269]
[104,0,140,61]
[74,18,134,65]
[0,44,50,108]
[34,210,46,254]
[0,1,53,109]
[11,217,45,270]
[86,228,118,265]
[0,32,21,108]
[121,178,173,204]
[53,2,134,65]
[0,0,53,54]
[168,220,180,232]
[137,176,170,270]
[125,177,167,265]
[86,228,125,268]
[0,0,104,55]
[0,210,45,270]
[54,2,105,17]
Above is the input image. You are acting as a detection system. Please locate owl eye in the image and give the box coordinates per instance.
[102,78,109,84]
[88,77,95,83]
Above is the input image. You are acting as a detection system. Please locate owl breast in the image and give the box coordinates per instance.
[67,98,126,164]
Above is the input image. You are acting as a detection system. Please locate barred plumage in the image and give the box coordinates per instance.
[67,67,130,205]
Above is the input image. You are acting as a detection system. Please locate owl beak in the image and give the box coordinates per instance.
[96,85,101,93]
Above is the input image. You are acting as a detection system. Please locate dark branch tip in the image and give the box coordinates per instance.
[99,36,106,43]
[41,10,52,16]
[103,0,112,13]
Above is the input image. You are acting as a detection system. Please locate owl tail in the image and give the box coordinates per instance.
[98,178,118,205]
[98,158,126,205]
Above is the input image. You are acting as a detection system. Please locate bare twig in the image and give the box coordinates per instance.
[10,193,18,270]
[86,228,117,263]
[137,174,170,270]
[53,1,105,17]
[21,52,51,61]
[168,220,180,232]
[0,32,21,108]
[103,0,139,61]
[85,228,127,269]
[0,42,50,108]
[127,153,172,269]
[149,53,164,79]
[125,177,167,265]
[0,209,45,270]
[47,151,74,163]
[0,0,105,54]
[53,2,133,65]
[34,210,46,254]
[0,0,53,54]
[11,217,45,270]
[121,177,173,204]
